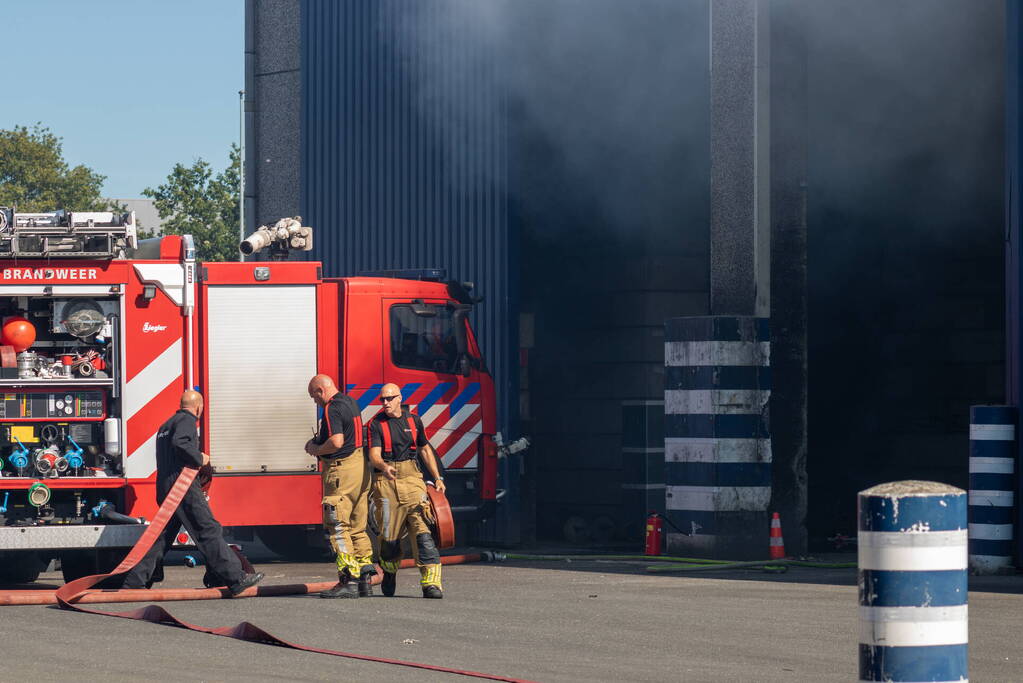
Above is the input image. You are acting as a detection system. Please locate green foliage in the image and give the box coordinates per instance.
[144,145,240,262]
[0,124,108,211]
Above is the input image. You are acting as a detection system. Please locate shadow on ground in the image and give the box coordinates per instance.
[5,543,1021,598]
[482,547,1023,595]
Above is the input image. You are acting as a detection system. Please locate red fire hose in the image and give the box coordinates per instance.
[427,484,457,549]
[0,553,487,606]
[0,468,532,683]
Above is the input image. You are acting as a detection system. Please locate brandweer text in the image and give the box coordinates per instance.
[2,268,99,280]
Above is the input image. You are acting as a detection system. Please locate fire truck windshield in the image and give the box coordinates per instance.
[390,303,469,374]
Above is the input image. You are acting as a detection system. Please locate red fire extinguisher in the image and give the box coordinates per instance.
[645,513,663,556]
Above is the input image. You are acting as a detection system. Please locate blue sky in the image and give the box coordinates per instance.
[2,1,243,198]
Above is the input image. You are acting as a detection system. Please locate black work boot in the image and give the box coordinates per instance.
[358,570,374,597]
[320,571,358,599]
[422,584,443,599]
[228,572,265,598]
[381,571,397,597]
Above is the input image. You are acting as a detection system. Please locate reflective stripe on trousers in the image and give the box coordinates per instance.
[321,448,373,576]
[372,459,442,587]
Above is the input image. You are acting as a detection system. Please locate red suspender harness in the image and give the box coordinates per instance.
[376,413,418,455]
[326,395,363,448]
[353,415,363,448]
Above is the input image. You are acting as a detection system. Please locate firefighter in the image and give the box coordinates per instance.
[367,383,446,599]
[123,390,264,596]
[305,374,375,598]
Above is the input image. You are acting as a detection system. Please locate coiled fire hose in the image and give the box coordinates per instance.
[1,468,535,683]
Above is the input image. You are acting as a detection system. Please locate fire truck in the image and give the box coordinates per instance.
[0,210,510,584]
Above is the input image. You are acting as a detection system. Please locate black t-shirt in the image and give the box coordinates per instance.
[315,392,361,459]
[368,408,429,461]
[155,409,203,497]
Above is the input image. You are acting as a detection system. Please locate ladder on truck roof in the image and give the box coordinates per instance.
[0,208,138,258]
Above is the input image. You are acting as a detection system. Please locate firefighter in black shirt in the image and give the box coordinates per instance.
[367,382,446,599]
[123,390,264,596]
[305,374,375,598]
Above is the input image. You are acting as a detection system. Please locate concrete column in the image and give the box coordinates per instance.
[247,0,301,228]
[709,0,770,318]
[766,0,808,554]
[708,0,807,554]
[1006,0,1023,568]
[243,0,257,237]
[664,316,771,559]
[968,405,1016,574]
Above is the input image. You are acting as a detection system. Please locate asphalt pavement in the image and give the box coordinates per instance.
[1,550,1021,682]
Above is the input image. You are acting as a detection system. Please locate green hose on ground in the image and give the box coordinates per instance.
[504,553,856,570]
[504,553,734,565]
[646,558,856,573]
[647,560,782,572]
[786,560,857,569]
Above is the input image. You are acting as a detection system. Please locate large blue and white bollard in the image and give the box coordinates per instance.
[968,405,1016,574]
[858,481,968,683]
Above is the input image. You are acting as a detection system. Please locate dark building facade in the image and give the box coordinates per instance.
[247,0,1006,549]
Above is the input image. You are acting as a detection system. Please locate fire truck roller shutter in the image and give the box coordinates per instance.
[205,285,318,473]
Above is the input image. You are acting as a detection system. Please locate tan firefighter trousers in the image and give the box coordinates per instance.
[321,448,373,577]
[371,459,442,587]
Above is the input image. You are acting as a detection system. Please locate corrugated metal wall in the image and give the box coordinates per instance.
[299,0,515,434]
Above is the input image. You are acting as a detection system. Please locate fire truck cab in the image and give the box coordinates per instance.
[0,210,500,583]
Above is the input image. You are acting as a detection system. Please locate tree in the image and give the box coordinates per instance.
[0,124,108,211]
[144,145,240,262]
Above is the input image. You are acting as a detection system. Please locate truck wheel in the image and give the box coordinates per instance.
[257,525,330,561]
[562,515,590,544]
[589,516,617,544]
[0,552,45,584]
[60,549,125,587]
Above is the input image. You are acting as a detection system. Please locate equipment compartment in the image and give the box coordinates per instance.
[0,290,123,482]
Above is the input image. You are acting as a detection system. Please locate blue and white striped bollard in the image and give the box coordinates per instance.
[858,481,968,683]
[968,405,1016,574]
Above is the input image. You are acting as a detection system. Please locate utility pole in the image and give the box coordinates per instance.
[239,89,246,262]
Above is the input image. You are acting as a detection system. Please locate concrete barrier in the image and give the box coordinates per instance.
[858,480,967,683]
[968,405,1016,574]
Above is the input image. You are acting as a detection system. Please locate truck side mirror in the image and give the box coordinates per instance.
[451,306,470,356]
[410,299,437,317]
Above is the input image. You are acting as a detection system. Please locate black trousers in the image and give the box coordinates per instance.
[122,482,245,589]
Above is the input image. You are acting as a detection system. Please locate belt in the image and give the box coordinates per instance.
[383,455,417,463]
[320,452,355,462]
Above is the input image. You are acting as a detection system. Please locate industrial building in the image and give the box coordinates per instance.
[245,0,1011,554]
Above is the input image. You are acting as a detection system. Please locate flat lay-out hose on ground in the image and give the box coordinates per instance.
[503,552,856,573]
[646,559,856,572]
[0,468,536,683]
[506,553,733,564]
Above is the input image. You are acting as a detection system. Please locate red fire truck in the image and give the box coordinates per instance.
[0,211,506,584]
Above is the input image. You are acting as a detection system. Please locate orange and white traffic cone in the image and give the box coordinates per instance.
[769,512,786,559]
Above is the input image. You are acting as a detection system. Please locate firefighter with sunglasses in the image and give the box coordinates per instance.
[367,383,446,598]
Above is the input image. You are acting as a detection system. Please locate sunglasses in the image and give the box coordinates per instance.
[380,395,401,403]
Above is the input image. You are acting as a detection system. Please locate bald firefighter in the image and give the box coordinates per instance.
[305,375,375,598]
[367,383,446,599]
[123,390,264,595]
